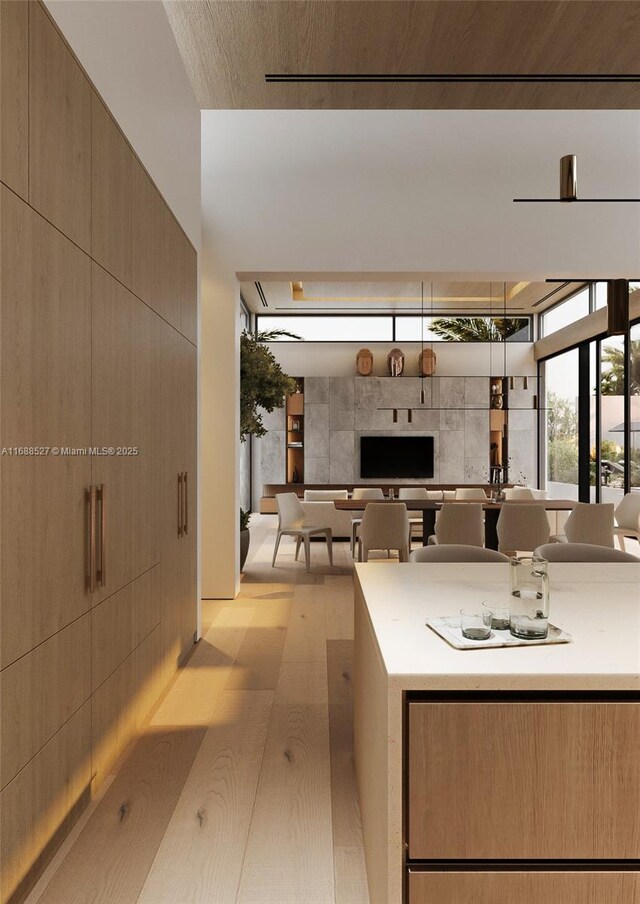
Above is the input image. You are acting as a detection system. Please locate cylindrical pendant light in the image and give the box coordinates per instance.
[607,279,629,335]
[560,154,577,202]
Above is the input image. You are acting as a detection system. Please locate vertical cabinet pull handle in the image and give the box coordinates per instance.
[183,472,188,535]
[97,484,106,587]
[87,485,97,593]
[178,473,184,538]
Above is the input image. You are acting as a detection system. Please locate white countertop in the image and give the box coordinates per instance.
[354,562,640,691]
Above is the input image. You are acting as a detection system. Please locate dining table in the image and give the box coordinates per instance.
[334,497,577,549]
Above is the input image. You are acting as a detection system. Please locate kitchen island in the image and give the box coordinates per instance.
[353,562,640,904]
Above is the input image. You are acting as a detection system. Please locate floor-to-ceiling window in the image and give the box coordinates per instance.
[540,283,639,500]
[544,348,580,499]
[599,333,626,503]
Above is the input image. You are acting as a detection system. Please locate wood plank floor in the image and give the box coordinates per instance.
[26,516,370,904]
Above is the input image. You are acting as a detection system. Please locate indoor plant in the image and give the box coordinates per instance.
[240,328,299,441]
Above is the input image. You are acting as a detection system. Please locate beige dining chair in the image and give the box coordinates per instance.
[503,487,535,500]
[554,502,615,548]
[410,544,509,563]
[358,502,410,562]
[496,503,550,555]
[350,487,386,556]
[272,493,333,572]
[534,542,639,563]
[399,488,429,545]
[614,493,640,551]
[429,503,484,547]
[456,488,489,501]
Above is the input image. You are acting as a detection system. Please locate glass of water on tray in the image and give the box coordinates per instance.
[509,556,549,640]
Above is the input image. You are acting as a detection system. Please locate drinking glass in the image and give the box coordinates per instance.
[482,600,510,631]
[460,608,492,641]
[509,556,549,639]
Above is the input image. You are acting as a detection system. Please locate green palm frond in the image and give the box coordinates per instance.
[429,317,526,342]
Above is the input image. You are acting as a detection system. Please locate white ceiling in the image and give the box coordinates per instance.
[202,109,640,285]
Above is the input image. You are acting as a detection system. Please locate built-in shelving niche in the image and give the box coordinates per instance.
[286,379,304,483]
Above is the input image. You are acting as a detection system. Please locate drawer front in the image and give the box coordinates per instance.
[408,701,640,860]
[408,871,640,904]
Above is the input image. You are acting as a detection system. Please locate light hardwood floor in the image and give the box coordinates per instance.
[25,515,370,904]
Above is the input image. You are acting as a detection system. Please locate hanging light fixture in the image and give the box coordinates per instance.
[607,279,630,335]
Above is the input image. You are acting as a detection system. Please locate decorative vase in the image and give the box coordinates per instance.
[240,529,250,571]
[292,466,299,483]
[356,348,374,376]
[419,348,437,376]
[387,348,405,376]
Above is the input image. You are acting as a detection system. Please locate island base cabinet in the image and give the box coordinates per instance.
[408,871,640,903]
[408,701,640,861]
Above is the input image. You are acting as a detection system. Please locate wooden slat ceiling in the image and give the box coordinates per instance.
[164,1,640,109]
[240,280,586,314]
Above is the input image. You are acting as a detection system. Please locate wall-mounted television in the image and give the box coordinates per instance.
[360,435,434,479]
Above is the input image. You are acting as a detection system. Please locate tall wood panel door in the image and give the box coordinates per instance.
[91,264,135,605]
[180,340,198,659]
[131,298,161,579]
[29,2,91,252]
[0,188,92,669]
[0,0,29,198]
[158,320,184,682]
[91,94,133,289]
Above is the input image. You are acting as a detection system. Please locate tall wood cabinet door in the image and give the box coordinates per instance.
[29,1,91,251]
[0,0,29,197]
[131,299,161,578]
[180,340,197,659]
[180,240,198,346]
[91,264,135,605]
[132,160,181,332]
[0,188,92,669]
[91,93,133,289]
[158,321,184,680]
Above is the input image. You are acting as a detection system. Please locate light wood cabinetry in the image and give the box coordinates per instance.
[132,160,193,336]
[0,703,92,904]
[0,186,92,669]
[180,242,198,345]
[91,263,136,604]
[408,701,640,861]
[29,1,91,251]
[181,342,198,658]
[0,5,197,902]
[91,94,133,287]
[0,0,29,197]
[408,871,640,903]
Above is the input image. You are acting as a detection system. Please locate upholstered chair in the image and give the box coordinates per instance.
[559,502,615,548]
[358,502,410,563]
[455,488,489,501]
[273,493,333,572]
[614,494,640,552]
[496,503,550,555]
[534,542,639,563]
[430,503,484,547]
[410,544,509,563]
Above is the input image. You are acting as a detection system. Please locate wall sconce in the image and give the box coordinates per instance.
[407,409,413,424]
[607,279,629,335]
[508,376,515,390]
[523,375,529,391]
[392,408,398,423]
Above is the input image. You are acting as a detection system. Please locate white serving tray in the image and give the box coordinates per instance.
[426,616,572,650]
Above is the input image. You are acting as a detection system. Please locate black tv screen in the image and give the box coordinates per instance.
[360,435,434,479]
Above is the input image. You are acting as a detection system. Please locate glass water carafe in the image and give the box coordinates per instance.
[509,556,549,639]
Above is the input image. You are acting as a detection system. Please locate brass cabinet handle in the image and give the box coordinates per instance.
[178,472,184,538]
[183,472,188,535]
[87,485,97,593]
[97,484,106,587]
